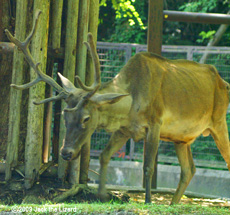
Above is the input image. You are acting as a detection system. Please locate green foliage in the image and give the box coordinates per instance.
[196,30,216,43]
[179,0,218,12]
[178,0,230,46]
[99,0,147,44]
[114,0,146,30]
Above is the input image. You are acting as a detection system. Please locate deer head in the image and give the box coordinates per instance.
[6,10,127,161]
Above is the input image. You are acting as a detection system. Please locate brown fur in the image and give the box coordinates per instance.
[91,52,230,204]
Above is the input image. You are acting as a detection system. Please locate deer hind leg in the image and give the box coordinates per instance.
[210,120,230,171]
[171,143,196,205]
[98,130,129,200]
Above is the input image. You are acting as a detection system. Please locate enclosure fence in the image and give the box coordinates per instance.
[90,42,230,170]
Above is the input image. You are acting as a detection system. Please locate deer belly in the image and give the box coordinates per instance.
[160,118,210,144]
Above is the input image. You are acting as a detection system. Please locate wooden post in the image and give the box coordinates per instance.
[147,0,163,54]
[75,0,90,83]
[80,0,100,184]
[43,0,64,163]
[74,0,90,184]
[0,0,13,167]
[0,2,3,41]
[24,1,50,189]
[58,0,80,183]
[85,0,100,86]
[145,0,164,189]
[5,0,28,181]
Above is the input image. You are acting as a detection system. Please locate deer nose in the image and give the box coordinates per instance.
[61,148,74,161]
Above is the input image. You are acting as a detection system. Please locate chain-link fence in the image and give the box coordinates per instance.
[90,42,230,169]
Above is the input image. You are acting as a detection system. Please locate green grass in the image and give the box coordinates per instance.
[0,202,229,215]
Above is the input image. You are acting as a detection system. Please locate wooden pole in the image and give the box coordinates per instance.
[163,10,230,24]
[148,0,163,54]
[0,0,13,164]
[80,0,100,184]
[5,0,28,181]
[0,2,3,41]
[58,0,80,183]
[43,0,64,163]
[75,0,90,83]
[85,0,100,86]
[145,0,164,189]
[73,0,90,184]
[24,1,50,189]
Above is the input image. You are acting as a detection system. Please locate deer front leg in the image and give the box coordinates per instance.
[98,130,129,200]
[144,123,161,204]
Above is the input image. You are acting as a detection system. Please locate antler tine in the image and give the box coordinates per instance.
[24,10,42,48]
[76,32,101,92]
[4,11,42,57]
[5,10,70,104]
[33,91,68,105]
[63,85,100,112]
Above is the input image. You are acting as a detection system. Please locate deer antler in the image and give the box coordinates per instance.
[63,33,101,112]
[63,84,100,112]
[76,33,101,92]
[5,10,70,105]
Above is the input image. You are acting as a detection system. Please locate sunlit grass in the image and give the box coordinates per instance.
[1,201,229,215]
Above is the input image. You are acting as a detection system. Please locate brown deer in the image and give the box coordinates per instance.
[6,11,230,204]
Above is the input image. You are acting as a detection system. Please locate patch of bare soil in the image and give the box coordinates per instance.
[0,174,230,208]
[128,192,230,208]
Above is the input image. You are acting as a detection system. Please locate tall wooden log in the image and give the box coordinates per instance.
[24,1,50,189]
[80,0,100,184]
[147,0,163,54]
[43,0,64,163]
[85,0,99,86]
[50,0,64,49]
[75,0,90,83]
[75,0,90,185]
[0,0,13,163]
[145,0,164,189]
[5,0,28,181]
[0,3,3,41]
[58,0,80,183]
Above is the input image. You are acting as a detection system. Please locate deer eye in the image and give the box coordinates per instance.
[82,116,90,124]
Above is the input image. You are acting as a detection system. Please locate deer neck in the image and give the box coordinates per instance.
[97,90,132,133]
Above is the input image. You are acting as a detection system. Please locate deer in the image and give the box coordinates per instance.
[6,11,230,205]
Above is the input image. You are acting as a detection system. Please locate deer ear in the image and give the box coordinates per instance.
[90,93,129,106]
[58,73,76,93]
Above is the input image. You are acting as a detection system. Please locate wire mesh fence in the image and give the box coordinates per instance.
[90,42,230,168]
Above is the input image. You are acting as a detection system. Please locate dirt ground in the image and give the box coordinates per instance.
[0,174,230,208]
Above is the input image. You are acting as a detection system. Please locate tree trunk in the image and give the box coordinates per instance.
[24,0,50,189]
